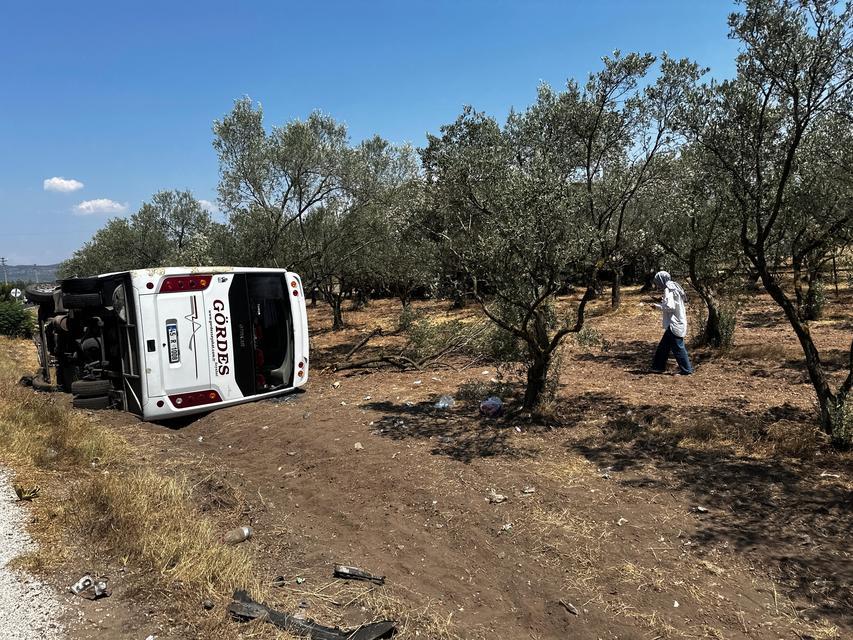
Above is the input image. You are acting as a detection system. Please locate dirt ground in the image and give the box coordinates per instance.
[56,287,853,638]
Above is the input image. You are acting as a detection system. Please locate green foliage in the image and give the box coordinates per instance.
[59,190,215,277]
[575,326,605,349]
[697,300,738,349]
[405,316,486,363]
[397,305,421,332]
[0,301,34,338]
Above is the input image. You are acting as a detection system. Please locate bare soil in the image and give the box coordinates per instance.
[55,288,853,638]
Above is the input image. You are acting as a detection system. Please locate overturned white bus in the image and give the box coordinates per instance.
[26,267,309,420]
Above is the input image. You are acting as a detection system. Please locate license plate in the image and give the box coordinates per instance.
[166,320,180,363]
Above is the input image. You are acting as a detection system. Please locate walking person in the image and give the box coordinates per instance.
[650,271,693,375]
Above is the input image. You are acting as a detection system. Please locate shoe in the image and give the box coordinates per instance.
[677,370,693,376]
[650,369,665,374]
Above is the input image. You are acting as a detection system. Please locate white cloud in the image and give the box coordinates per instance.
[73,198,128,215]
[44,176,84,192]
[199,199,218,214]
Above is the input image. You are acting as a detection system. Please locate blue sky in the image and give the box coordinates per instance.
[0,0,739,265]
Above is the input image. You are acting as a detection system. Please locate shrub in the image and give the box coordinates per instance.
[398,305,421,332]
[0,301,34,338]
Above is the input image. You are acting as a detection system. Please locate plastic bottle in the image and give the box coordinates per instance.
[222,525,253,545]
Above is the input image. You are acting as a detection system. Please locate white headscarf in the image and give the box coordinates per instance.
[654,271,687,300]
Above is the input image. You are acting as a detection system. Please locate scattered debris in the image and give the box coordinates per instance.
[693,506,709,514]
[331,381,341,389]
[819,471,841,478]
[197,436,204,443]
[272,575,287,588]
[558,600,579,616]
[434,395,455,410]
[413,380,422,385]
[333,564,386,585]
[363,395,372,401]
[69,575,111,600]
[13,483,40,501]
[521,486,536,495]
[699,560,725,576]
[222,526,253,545]
[354,442,364,451]
[488,490,507,504]
[617,517,628,526]
[295,577,306,585]
[202,599,215,610]
[499,522,513,533]
[228,589,396,639]
[479,396,503,418]
[673,600,680,608]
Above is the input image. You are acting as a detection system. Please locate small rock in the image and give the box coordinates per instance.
[202,599,214,610]
[488,491,507,504]
[499,522,513,533]
[413,380,422,385]
[197,436,204,442]
[693,506,709,513]
[617,517,628,526]
[287,451,296,456]
[340,401,347,406]
[354,442,364,451]
[295,577,305,584]
[363,395,372,401]
[332,381,341,389]
[673,600,679,608]
[521,486,536,495]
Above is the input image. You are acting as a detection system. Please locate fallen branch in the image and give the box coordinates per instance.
[345,327,383,361]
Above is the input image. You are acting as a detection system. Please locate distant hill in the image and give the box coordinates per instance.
[1,263,61,284]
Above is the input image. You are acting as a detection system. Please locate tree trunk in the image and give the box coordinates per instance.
[760,272,838,435]
[522,352,550,411]
[611,268,622,310]
[331,296,344,331]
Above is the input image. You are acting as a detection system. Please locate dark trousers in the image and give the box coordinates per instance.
[652,328,693,374]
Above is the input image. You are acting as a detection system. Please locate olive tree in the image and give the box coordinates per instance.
[213,98,347,266]
[422,105,592,411]
[59,190,215,277]
[686,0,853,438]
[652,148,744,347]
[558,52,701,313]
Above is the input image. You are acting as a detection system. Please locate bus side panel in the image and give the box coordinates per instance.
[138,294,164,399]
[288,272,310,387]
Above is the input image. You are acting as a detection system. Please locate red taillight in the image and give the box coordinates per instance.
[292,290,299,296]
[159,275,212,293]
[169,390,222,408]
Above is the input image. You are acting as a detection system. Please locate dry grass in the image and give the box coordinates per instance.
[0,337,257,633]
[75,470,256,598]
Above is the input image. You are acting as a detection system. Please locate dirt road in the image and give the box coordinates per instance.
[0,468,65,640]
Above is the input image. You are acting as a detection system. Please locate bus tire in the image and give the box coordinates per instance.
[72,395,111,410]
[24,284,58,306]
[62,292,102,309]
[71,379,113,398]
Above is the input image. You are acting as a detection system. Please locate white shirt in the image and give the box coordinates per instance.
[654,286,687,338]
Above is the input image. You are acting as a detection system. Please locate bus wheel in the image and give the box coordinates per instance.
[71,379,113,398]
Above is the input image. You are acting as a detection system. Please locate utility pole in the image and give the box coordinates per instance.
[0,257,7,285]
